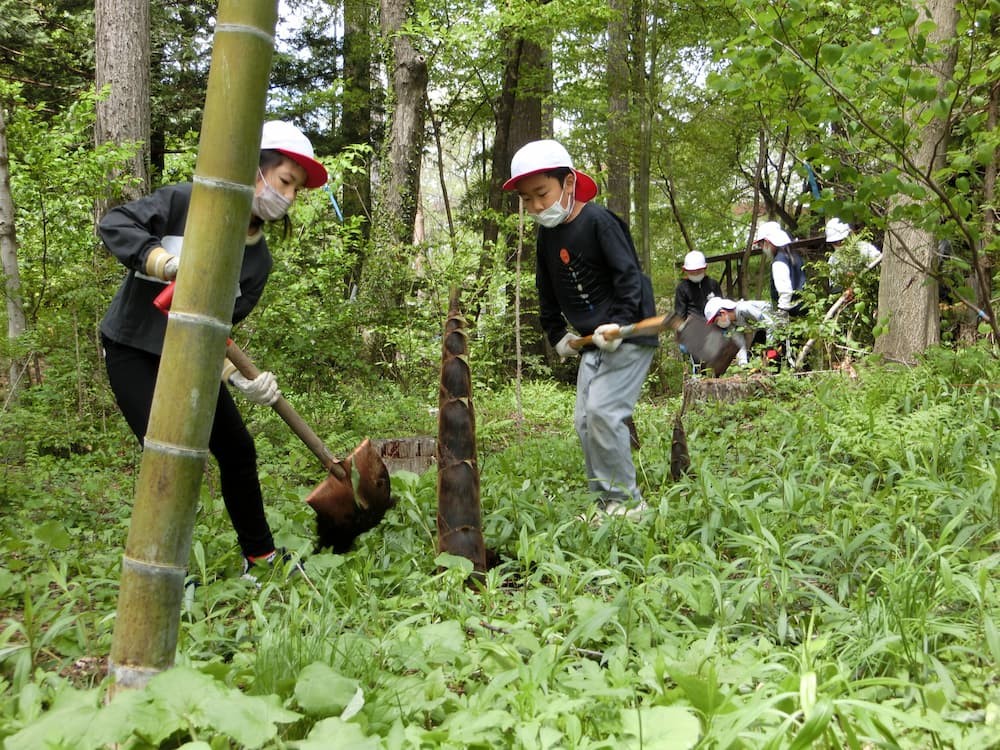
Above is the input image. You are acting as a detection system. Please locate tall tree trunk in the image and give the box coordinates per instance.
[484,36,546,255]
[482,32,548,370]
[356,0,427,368]
[607,0,630,221]
[95,0,150,211]
[342,0,373,294]
[108,0,277,692]
[875,0,957,362]
[631,0,651,269]
[0,104,28,398]
[376,0,427,246]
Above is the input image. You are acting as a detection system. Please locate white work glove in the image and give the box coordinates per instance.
[229,370,280,406]
[163,255,179,280]
[592,323,623,352]
[555,332,581,359]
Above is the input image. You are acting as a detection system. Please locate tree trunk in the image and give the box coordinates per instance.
[95,0,150,210]
[342,0,373,293]
[108,0,278,693]
[0,104,28,397]
[631,0,652,269]
[606,0,630,221]
[875,0,957,362]
[376,0,426,245]
[961,71,998,342]
[360,0,427,327]
[484,35,546,255]
[481,32,548,370]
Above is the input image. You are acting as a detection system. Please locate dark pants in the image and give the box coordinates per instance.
[102,337,274,558]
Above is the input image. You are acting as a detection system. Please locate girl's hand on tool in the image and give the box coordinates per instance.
[592,324,622,352]
[163,256,179,280]
[230,370,280,405]
[555,332,580,359]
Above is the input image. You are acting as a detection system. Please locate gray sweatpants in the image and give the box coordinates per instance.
[574,343,655,502]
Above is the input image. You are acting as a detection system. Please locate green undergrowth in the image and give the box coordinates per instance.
[1,346,999,748]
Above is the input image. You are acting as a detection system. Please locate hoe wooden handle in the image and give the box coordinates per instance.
[569,313,681,349]
[154,281,346,479]
[224,341,346,479]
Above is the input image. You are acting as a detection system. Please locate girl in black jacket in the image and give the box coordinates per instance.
[100,121,327,579]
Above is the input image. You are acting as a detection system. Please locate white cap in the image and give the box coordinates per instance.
[682,250,707,272]
[705,297,737,323]
[753,220,792,247]
[503,139,599,201]
[825,218,851,243]
[260,120,328,188]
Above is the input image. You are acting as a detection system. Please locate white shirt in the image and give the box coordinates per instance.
[721,300,775,365]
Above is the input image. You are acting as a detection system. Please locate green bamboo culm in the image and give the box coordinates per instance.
[108,0,279,692]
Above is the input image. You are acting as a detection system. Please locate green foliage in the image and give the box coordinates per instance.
[711,0,1000,308]
[3,354,1000,747]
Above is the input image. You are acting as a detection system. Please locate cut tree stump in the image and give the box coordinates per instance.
[372,437,437,474]
[682,374,776,404]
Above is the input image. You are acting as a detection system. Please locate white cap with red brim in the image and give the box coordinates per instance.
[503,139,599,202]
[705,297,737,323]
[753,220,792,247]
[260,120,328,188]
[825,218,851,243]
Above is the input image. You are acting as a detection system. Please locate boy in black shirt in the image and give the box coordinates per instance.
[504,140,657,515]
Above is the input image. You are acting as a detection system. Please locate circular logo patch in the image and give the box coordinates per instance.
[559,248,570,265]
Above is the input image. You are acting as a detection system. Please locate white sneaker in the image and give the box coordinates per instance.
[241,548,304,585]
[601,498,648,520]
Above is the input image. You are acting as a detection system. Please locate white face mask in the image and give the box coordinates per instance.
[529,185,573,228]
[688,272,705,283]
[716,316,731,329]
[252,169,292,221]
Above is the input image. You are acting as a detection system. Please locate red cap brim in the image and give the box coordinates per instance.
[277,149,328,188]
[503,169,599,202]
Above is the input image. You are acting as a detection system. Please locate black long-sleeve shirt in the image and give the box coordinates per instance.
[535,202,656,347]
[100,183,272,355]
[674,276,723,319]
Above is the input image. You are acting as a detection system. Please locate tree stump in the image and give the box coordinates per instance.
[682,374,776,404]
[372,437,437,474]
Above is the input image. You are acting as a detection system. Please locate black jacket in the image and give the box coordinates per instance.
[674,276,723,319]
[100,183,272,355]
[535,203,657,347]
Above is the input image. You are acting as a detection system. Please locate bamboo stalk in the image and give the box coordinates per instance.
[108,0,279,692]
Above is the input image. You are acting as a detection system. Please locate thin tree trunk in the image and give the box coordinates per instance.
[607,0,630,221]
[426,94,456,252]
[95,0,150,211]
[342,0,373,294]
[875,0,957,362]
[962,72,997,341]
[0,104,28,397]
[108,0,278,692]
[664,171,694,253]
[632,0,651,269]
